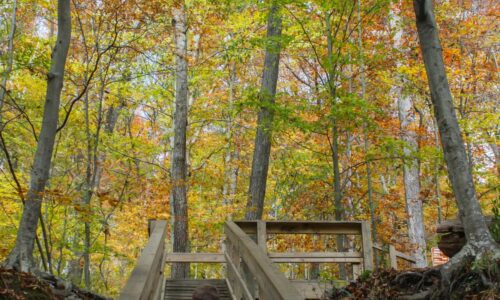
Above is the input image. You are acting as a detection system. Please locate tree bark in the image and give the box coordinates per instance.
[223,62,239,209]
[433,117,443,223]
[357,0,377,245]
[397,94,427,267]
[0,0,17,120]
[83,92,93,289]
[390,3,428,267]
[0,0,18,174]
[245,2,282,220]
[171,3,190,278]
[5,0,71,272]
[413,0,498,269]
[325,10,347,279]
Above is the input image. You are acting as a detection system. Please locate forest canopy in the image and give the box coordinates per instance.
[0,0,498,297]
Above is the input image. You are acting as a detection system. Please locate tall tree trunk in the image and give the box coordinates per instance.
[0,0,17,121]
[397,95,427,267]
[0,0,18,177]
[412,0,499,275]
[5,0,71,271]
[83,92,92,289]
[245,2,282,220]
[391,3,427,267]
[357,0,377,245]
[325,10,347,279]
[171,2,190,278]
[223,62,240,210]
[432,117,443,223]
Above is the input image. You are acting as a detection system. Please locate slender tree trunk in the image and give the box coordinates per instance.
[56,207,68,276]
[489,141,500,176]
[0,0,18,175]
[357,0,376,245]
[245,2,282,220]
[325,10,347,279]
[223,62,237,207]
[83,92,92,288]
[413,0,499,274]
[0,0,17,119]
[5,0,71,271]
[432,117,442,223]
[171,2,190,278]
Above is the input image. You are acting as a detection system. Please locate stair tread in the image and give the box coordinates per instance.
[165,279,231,300]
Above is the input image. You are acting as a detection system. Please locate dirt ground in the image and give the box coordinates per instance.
[0,267,109,300]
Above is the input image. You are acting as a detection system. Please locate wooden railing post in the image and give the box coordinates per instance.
[352,264,362,279]
[389,245,398,270]
[257,220,267,252]
[361,221,374,271]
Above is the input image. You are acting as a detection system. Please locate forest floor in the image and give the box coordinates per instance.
[1,259,499,300]
[327,258,499,299]
[0,267,109,300]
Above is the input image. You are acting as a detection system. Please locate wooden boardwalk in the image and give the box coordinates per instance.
[118,220,416,300]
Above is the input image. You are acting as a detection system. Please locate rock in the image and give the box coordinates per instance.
[437,232,466,257]
[436,217,495,258]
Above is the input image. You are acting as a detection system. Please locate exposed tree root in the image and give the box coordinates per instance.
[440,242,500,285]
[326,248,499,300]
[3,248,35,274]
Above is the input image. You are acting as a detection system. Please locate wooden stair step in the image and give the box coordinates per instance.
[164,279,231,300]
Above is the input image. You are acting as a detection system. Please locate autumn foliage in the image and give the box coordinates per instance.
[0,0,498,297]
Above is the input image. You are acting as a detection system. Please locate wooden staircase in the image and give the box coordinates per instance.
[164,279,231,300]
[119,220,416,300]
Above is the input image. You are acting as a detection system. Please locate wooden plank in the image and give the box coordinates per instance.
[165,252,225,263]
[269,252,362,258]
[119,220,167,300]
[290,280,333,299]
[268,252,362,263]
[151,272,163,300]
[235,220,362,235]
[224,252,254,300]
[395,250,416,264]
[361,221,374,271]
[271,257,363,263]
[372,243,384,252]
[257,220,267,252]
[224,278,239,300]
[225,238,243,299]
[225,221,304,300]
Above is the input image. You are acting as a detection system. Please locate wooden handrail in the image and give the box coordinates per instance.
[165,252,225,263]
[389,245,416,270]
[372,243,417,270]
[268,251,363,263]
[235,220,374,272]
[235,220,363,234]
[225,221,304,300]
[119,220,167,300]
[165,251,363,263]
